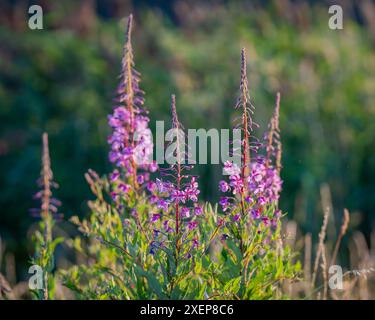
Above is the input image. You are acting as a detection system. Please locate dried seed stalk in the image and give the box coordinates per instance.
[331,208,350,266]
[312,206,330,288]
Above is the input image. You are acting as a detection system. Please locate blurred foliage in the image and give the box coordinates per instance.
[0,0,374,279]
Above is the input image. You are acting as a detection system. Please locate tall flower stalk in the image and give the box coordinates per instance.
[218,49,283,277]
[108,14,156,193]
[211,49,292,299]
[265,92,282,174]
[171,95,182,238]
[30,133,62,300]
[237,48,253,185]
[219,50,282,216]
[231,48,262,222]
[149,95,202,264]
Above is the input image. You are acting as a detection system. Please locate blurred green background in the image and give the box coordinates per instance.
[0,0,374,280]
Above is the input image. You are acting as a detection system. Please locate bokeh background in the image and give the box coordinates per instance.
[0,0,374,283]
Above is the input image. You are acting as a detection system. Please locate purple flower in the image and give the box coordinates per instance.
[156,179,169,193]
[109,151,118,164]
[108,115,123,128]
[185,177,200,202]
[257,196,267,206]
[247,161,282,205]
[146,181,157,193]
[192,238,199,249]
[149,161,158,173]
[150,195,158,204]
[262,217,270,226]
[219,197,231,212]
[229,174,243,194]
[163,220,173,233]
[253,172,262,183]
[219,180,230,192]
[187,221,198,230]
[114,106,131,121]
[223,161,240,176]
[151,213,161,222]
[181,207,190,218]
[118,183,131,193]
[110,170,120,182]
[251,208,261,219]
[171,190,186,203]
[157,199,169,212]
[111,192,118,200]
[245,196,253,203]
[274,209,281,218]
[137,174,145,185]
[271,218,278,228]
[194,206,203,215]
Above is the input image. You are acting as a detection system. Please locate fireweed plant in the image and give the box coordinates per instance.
[147,94,204,297]
[30,133,63,300]
[212,51,296,299]
[30,15,299,300]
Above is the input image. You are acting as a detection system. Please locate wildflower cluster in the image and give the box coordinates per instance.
[44,15,299,300]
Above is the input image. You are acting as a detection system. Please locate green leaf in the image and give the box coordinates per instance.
[135,266,167,299]
[223,276,242,295]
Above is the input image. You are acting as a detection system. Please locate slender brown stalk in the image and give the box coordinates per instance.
[331,208,350,266]
[312,206,330,288]
[237,48,254,220]
[122,14,138,188]
[265,115,275,168]
[265,92,281,170]
[321,244,328,300]
[240,48,251,180]
[274,93,282,175]
[41,133,52,223]
[304,233,312,292]
[124,14,135,136]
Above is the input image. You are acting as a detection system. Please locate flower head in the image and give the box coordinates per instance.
[219,180,230,192]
